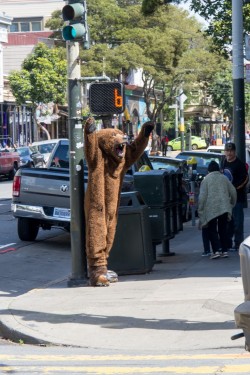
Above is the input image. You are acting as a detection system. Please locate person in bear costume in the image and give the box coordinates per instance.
[84,117,154,286]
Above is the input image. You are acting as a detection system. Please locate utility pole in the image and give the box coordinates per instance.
[62,0,89,286]
[67,41,87,287]
[232,0,246,163]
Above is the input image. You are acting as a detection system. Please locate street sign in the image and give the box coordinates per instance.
[246,64,250,83]
[0,27,8,43]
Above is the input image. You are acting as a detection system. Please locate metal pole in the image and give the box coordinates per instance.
[179,88,187,151]
[190,180,196,226]
[67,41,88,287]
[232,0,246,163]
[175,97,179,138]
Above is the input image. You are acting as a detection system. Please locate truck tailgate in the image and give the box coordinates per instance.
[15,168,71,208]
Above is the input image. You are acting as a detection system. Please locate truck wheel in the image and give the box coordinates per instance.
[18,218,39,241]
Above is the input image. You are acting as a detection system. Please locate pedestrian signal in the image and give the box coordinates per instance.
[89,82,125,115]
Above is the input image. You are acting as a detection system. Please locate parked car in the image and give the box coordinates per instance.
[0,147,20,180]
[167,136,207,151]
[206,145,225,153]
[32,139,59,164]
[149,156,188,176]
[16,146,45,168]
[175,151,225,178]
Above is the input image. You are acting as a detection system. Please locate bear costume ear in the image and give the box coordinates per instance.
[85,117,97,134]
[143,121,154,137]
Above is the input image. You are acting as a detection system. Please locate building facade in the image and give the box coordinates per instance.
[0,0,62,145]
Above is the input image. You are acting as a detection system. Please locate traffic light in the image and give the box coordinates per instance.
[89,82,125,115]
[62,0,88,43]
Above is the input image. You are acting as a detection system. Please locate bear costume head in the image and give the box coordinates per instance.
[97,129,128,163]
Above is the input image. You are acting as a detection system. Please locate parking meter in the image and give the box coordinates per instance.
[187,157,197,226]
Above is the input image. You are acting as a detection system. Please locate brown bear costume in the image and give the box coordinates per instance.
[84,117,154,286]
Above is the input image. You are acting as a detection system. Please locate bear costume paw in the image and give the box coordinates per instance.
[89,266,110,287]
[85,117,97,134]
[143,121,154,137]
[88,267,118,286]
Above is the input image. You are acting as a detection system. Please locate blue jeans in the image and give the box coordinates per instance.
[227,202,244,249]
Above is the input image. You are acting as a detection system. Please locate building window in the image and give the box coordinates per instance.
[20,22,30,32]
[10,23,18,32]
[31,21,41,31]
[9,18,42,33]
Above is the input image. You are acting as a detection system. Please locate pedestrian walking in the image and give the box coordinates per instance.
[222,142,249,251]
[198,160,237,259]
[161,135,169,156]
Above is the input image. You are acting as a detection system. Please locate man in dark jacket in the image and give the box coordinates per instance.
[222,142,249,250]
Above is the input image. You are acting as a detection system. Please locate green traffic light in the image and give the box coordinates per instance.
[62,24,86,41]
[61,0,88,42]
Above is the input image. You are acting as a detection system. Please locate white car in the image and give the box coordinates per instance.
[32,139,59,164]
[206,145,225,153]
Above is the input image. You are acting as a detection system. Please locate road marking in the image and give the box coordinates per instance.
[2,354,250,374]
[0,243,16,249]
[1,354,250,360]
[0,243,17,254]
[0,247,16,254]
[2,365,250,374]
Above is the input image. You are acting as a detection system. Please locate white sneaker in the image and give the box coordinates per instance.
[210,252,220,259]
[220,252,228,258]
[106,270,118,283]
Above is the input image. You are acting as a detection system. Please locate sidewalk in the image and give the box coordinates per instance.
[0,208,249,352]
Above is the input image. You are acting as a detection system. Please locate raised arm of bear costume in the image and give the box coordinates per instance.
[84,117,154,286]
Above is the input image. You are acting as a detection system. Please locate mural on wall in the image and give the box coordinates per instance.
[124,96,150,136]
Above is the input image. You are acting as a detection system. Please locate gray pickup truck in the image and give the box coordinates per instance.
[11,139,153,241]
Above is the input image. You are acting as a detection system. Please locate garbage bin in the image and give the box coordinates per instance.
[233,236,250,351]
[134,169,183,256]
[108,191,154,276]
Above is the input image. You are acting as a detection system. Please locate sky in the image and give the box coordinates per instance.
[177,0,208,27]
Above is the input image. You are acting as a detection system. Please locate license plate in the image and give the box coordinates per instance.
[53,207,71,219]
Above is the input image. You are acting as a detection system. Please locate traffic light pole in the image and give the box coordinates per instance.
[67,41,88,287]
[232,0,246,163]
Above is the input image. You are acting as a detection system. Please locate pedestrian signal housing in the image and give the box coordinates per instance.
[89,82,125,115]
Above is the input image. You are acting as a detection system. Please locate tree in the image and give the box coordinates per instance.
[141,0,182,16]
[183,0,250,56]
[46,0,226,131]
[79,1,210,121]
[8,43,67,140]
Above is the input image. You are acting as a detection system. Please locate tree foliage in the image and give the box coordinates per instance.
[8,43,67,139]
[9,43,67,106]
[185,0,250,56]
[44,0,227,124]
